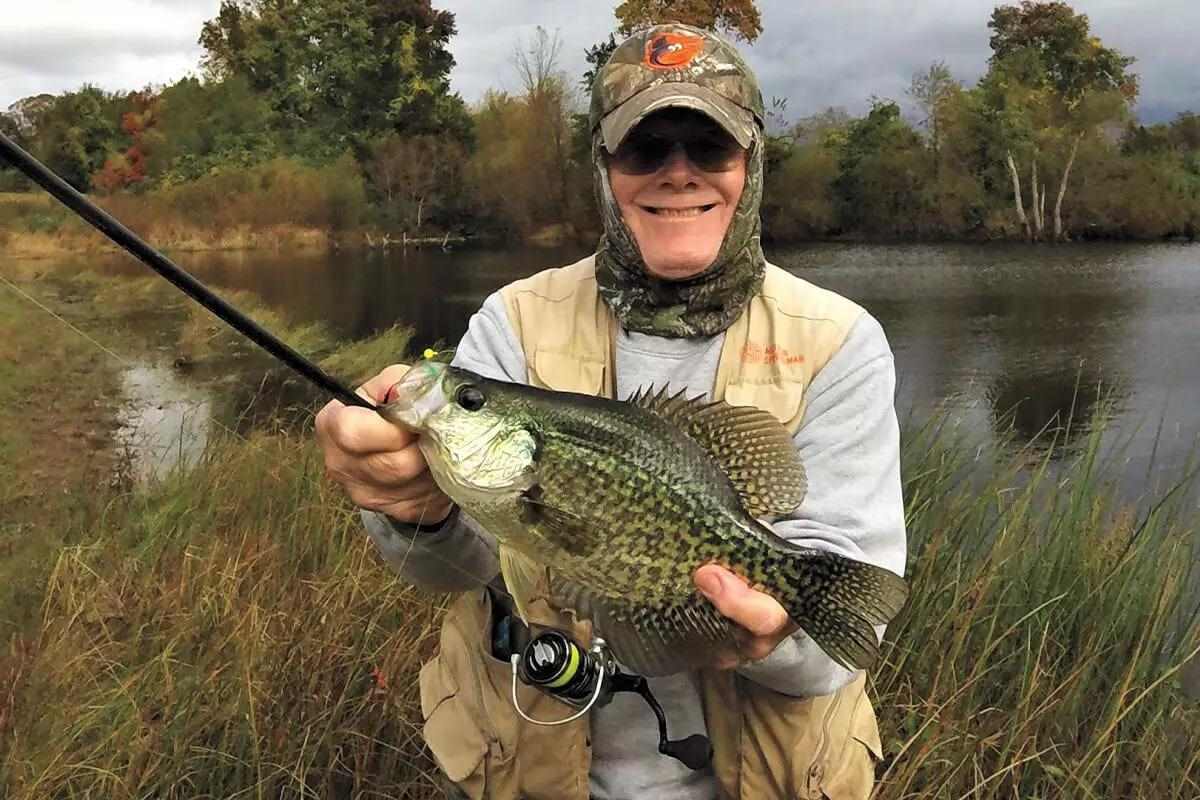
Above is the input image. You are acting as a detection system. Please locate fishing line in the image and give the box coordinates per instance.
[0,130,508,592]
[0,273,505,595]
[0,272,134,367]
[0,132,371,411]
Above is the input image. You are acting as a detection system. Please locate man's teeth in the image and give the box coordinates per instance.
[651,205,712,217]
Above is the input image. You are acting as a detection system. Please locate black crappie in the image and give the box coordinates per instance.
[381,359,907,676]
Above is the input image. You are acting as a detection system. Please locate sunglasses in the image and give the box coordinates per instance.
[608,131,745,175]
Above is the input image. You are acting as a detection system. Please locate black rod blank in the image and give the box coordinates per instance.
[0,132,374,411]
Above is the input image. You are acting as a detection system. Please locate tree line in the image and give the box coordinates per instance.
[1,0,1197,243]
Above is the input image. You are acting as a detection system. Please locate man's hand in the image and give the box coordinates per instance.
[315,364,453,526]
[694,564,799,670]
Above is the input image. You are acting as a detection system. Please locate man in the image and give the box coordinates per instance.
[316,23,906,800]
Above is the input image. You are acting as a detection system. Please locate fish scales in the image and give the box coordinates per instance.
[382,359,908,675]
[522,395,790,651]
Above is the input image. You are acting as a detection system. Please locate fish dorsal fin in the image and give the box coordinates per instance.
[628,386,807,518]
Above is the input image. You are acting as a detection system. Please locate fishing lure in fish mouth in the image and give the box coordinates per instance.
[379,356,909,677]
[382,360,450,427]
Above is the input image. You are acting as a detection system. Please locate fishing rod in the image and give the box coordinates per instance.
[0,132,374,412]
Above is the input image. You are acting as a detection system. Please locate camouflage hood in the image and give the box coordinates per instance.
[590,24,767,339]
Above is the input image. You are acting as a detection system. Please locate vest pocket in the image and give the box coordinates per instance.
[815,681,884,800]
[531,350,605,395]
[419,590,592,800]
[419,620,489,796]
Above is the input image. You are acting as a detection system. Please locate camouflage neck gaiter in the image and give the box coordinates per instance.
[593,130,765,339]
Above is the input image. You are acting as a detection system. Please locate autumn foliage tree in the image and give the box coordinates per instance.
[469,29,584,239]
[365,133,467,231]
[92,92,160,193]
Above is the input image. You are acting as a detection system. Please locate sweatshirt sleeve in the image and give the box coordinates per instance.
[735,312,908,697]
[360,291,528,592]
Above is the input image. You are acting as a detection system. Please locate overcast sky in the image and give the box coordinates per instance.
[1,0,1196,124]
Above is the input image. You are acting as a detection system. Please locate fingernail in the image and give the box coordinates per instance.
[695,570,723,599]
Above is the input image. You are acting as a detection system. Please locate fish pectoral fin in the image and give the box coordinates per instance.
[550,575,736,677]
[517,484,595,556]
[628,386,806,518]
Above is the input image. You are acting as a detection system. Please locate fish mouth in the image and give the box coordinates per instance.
[378,360,447,430]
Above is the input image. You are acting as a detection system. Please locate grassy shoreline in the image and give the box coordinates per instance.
[1,410,1195,798]
[1,192,335,258]
[4,190,1196,261]
[0,269,1197,798]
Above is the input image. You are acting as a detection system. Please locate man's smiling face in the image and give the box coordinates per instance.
[606,108,747,281]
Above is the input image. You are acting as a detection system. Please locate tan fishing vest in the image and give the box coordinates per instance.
[418,256,884,800]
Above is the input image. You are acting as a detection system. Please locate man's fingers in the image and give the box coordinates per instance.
[360,447,431,485]
[694,564,791,638]
[314,362,453,527]
[319,403,414,455]
[360,363,413,403]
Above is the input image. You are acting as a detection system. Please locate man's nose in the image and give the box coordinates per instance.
[658,144,699,187]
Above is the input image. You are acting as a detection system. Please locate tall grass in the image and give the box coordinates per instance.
[1,431,446,799]
[103,154,368,239]
[878,416,1200,798]
[0,410,1196,797]
[1,155,367,257]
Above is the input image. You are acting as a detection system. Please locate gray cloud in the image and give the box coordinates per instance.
[1,0,1195,124]
[0,30,200,79]
[0,1,213,108]
[440,0,1199,124]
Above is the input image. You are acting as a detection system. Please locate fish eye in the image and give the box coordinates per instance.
[455,385,486,411]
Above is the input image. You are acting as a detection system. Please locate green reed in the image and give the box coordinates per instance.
[875,413,1200,799]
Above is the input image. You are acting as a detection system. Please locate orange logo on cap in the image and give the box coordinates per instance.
[644,32,704,70]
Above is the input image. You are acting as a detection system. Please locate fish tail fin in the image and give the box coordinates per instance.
[776,550,908,671]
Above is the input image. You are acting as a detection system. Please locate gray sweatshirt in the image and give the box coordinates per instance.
[362,288,907,800]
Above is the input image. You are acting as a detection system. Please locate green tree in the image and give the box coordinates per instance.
[1168,112,1200,151]
[199,0,471,148]
[22,87,126,191]
[581,33,618,94]
[148,76,277,182]
[614,0,762,42]
[905,64,993,235]
[908,61,958,178]
[761,141,838,240]
[831,100,929,236]
[981,1,1137,240]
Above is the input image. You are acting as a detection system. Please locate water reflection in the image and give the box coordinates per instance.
[80,240,1199,501]
[115,363,212,482]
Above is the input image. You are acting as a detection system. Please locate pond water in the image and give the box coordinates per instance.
[30,240,1200,503]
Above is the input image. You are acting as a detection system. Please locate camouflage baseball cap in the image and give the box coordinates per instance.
[590,23,765,154]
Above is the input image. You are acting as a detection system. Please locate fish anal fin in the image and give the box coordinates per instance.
[499,546,546,622]
[550,575,735,676]
[627,387,807,517]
